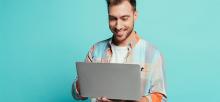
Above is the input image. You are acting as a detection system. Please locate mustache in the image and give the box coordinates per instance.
[114,28,128,32]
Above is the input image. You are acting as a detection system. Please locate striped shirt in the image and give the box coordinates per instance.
[73,33,167,102]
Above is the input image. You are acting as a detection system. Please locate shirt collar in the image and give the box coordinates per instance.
[102,32,140,63]
[108,31,140,49]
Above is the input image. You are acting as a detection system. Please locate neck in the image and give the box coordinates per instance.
[113,30,136,47]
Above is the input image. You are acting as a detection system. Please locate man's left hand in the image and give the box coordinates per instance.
[136,96,149,102]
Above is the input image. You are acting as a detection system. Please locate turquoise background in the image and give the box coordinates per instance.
[0,0,220,102]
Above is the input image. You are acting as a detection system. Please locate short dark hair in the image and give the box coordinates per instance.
[106,0,136,11]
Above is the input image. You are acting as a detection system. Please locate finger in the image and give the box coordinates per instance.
[101,97,111,102]
[97,97,101,100]
[96,97,102,102]
[102,97,108,101]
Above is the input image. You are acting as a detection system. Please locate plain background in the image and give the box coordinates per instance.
[0,0,220,102]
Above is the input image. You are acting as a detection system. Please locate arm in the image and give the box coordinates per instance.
[144,51,167,102]
[72,78,88,100]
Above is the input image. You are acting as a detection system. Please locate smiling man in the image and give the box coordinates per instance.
[108,0,137,47]
[72,0,167,102]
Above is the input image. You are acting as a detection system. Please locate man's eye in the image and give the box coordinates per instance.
[122,17,128,21]
[109,17,116,21]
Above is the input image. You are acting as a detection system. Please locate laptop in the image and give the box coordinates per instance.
[76,62,143,100]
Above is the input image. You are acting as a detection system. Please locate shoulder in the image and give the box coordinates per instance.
[93,38,111,48]
[139,39,160,53]
[87,37,111,55]
[90,37,111,51]
[139,39,162,62]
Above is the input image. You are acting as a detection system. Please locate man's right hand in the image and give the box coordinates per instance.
[96,96,149,102]
[96,97,131,102]
[97,97,112,102]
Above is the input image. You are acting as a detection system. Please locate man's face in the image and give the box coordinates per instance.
[108,1,137,43]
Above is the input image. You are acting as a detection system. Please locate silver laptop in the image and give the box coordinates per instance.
[76,62,143,100]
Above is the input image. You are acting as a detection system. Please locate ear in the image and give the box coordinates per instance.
[134,11,138,21]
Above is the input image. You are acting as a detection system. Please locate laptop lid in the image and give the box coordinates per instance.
[76,62,142,100]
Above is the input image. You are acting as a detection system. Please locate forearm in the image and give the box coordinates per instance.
[72,79,88,100]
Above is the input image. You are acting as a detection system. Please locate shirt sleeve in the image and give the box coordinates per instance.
[85,45,96,63]
[146,51,167,102]
[72,76,88,100]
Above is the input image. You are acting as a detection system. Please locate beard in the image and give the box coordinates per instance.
[112,24,134,44]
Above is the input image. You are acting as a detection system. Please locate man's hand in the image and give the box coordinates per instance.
[137,96,149,102]
[96,96,149,102]
[97,97,112,102]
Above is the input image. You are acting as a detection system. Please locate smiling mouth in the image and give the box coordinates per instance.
[115,29,127,36]
[116,31,124,36]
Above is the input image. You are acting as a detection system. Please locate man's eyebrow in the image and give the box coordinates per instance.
[108,15,130,18]
[121,15,130,18]
[109,15,115,17]
[120,15,130,18]
[108,15,117,20]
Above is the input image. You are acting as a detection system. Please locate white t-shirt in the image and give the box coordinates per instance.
[110,44,128,63]
[90,44,129,102]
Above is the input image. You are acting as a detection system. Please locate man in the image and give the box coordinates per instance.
[72,0,167,102]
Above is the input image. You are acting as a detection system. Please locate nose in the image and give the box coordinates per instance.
[116,20,123,31]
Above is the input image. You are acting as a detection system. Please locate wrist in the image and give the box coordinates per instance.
[143,96,149,102]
